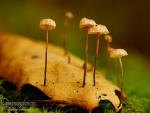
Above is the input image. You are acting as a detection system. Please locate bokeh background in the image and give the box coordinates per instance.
[0,0,150,58]
[0,0,150,112]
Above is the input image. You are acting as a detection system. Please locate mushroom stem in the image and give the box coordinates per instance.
[63,19,71,64]
[63,32,67,55]
[93,34,100,86]
[119,57,124,100]
[115,59,120,87]
[107,43,110,66]
[83,27,89,87]
[106,42,110,77]
[44,29,48,86]
[63,19,68,55]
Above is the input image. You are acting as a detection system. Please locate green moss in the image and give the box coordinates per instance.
[122,99,145,113]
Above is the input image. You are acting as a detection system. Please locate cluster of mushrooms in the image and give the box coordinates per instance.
[39,12,128,99]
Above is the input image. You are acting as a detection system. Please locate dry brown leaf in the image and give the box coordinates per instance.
[0,34,122,112]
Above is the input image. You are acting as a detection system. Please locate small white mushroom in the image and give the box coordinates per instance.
[40,18,56,86]
[105,34,112,43]
[88,24,109,86]
[110,48,128,100]
[40,19,56,30]
[65,11,74,20]
[110,49,128,59]
[79,17,96,29]
[88,24,109,35]
[79,17,96,87]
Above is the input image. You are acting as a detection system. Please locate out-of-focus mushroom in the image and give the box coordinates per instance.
[63,11,74,64]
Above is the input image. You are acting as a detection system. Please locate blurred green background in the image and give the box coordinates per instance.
[0,0,150,112]
[0,0,150,58]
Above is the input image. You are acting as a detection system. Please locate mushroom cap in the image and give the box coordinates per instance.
[79,17,96,29]
[105,35,112,43]
[65,11,74,19]
[88,24,109,35]
[40,19,56,30]
[110,49,128,58]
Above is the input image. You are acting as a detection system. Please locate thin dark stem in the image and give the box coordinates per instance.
[44,29,48,86]
[119,58,124,100]
[93,34,100,86]
[83,28,88,87]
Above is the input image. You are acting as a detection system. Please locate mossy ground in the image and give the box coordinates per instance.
[0,52,150,113]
